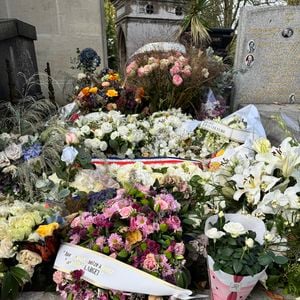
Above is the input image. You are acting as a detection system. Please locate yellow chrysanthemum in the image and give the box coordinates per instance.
[36,222,59,238]
[106,89,118,97]
[126,230,142,246]
[89,87,98,94]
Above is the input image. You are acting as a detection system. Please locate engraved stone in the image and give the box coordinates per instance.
[233,6,300,109]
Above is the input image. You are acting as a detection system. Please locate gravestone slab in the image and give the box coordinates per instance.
[0,18,41,101]
[233,6,300,109]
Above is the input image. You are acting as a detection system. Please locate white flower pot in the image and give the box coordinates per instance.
[207,255,266,300]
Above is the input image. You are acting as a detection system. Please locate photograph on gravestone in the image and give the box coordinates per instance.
[232,6,300,110]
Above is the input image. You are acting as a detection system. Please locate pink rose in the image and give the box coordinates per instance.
[53,271,64,285]
[138,67,145,77]
[119,206,134,219]
[143,253,158,271]
[170,65,180,76]
[143,64,152,75]
[154,198,169,211]
[65,132,79,145]
[172,74,183,86]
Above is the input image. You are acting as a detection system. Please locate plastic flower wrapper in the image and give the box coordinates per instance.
[55,185,190,299]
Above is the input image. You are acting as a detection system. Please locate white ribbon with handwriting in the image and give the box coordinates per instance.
[54,243,193,298]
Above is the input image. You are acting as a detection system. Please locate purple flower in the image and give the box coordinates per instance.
[71,269,84,281]
[22,143,42,161]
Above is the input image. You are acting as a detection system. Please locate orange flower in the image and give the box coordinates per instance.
[89,87,98,94]
[106,89,118,97]
[135,87,145,104]
[108,73,120,81]
[81,87,90,96]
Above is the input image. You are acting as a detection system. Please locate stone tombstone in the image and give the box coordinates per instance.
[233,6,300,109]
[0,18,41,101]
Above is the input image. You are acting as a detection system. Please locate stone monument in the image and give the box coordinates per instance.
[0,18,41,101]
[233,6,300,110]
[0,0,107,104]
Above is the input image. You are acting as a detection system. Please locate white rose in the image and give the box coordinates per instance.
[101,122,113,134]
[0,133,10,140]
[110,131,120,140]
[125,148,133,157]
[0,238,16,258]
[117,126,129,136]
[61,146,78,165]
[223,222,247,238]
[0,152,10,168]
[4,143,22,161]
[245,238,254,248]
[205,228,225,240]
[16,250,42,267]
[99,141,108,152]
[77,73,86,80]
[19,135,30,145]
[80,125,91,135]
[2,165,18,176]
[264,231,275,242]
[94,129,104,139]
[84,138,102,150]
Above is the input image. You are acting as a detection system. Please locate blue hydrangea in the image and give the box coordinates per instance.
[79,48,101,72]
[23,143,42,161]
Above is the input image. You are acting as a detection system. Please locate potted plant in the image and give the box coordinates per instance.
[205,213,288,300]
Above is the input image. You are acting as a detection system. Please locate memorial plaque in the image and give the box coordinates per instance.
[233,6,300,109]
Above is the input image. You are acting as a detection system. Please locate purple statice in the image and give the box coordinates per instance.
[22,143,42,161]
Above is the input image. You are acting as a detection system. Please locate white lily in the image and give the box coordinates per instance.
[232,162,280,205]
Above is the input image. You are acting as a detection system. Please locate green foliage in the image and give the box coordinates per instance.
[1,267,30,300]
[208,216,288,276]
[0,97,57,136]
[104,0,118,70]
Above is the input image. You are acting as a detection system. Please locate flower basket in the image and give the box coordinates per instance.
[205,214,267,300]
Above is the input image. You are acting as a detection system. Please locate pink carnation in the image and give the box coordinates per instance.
[70,216,81,228]
[143,253,159,271]
[172,74,183,86]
